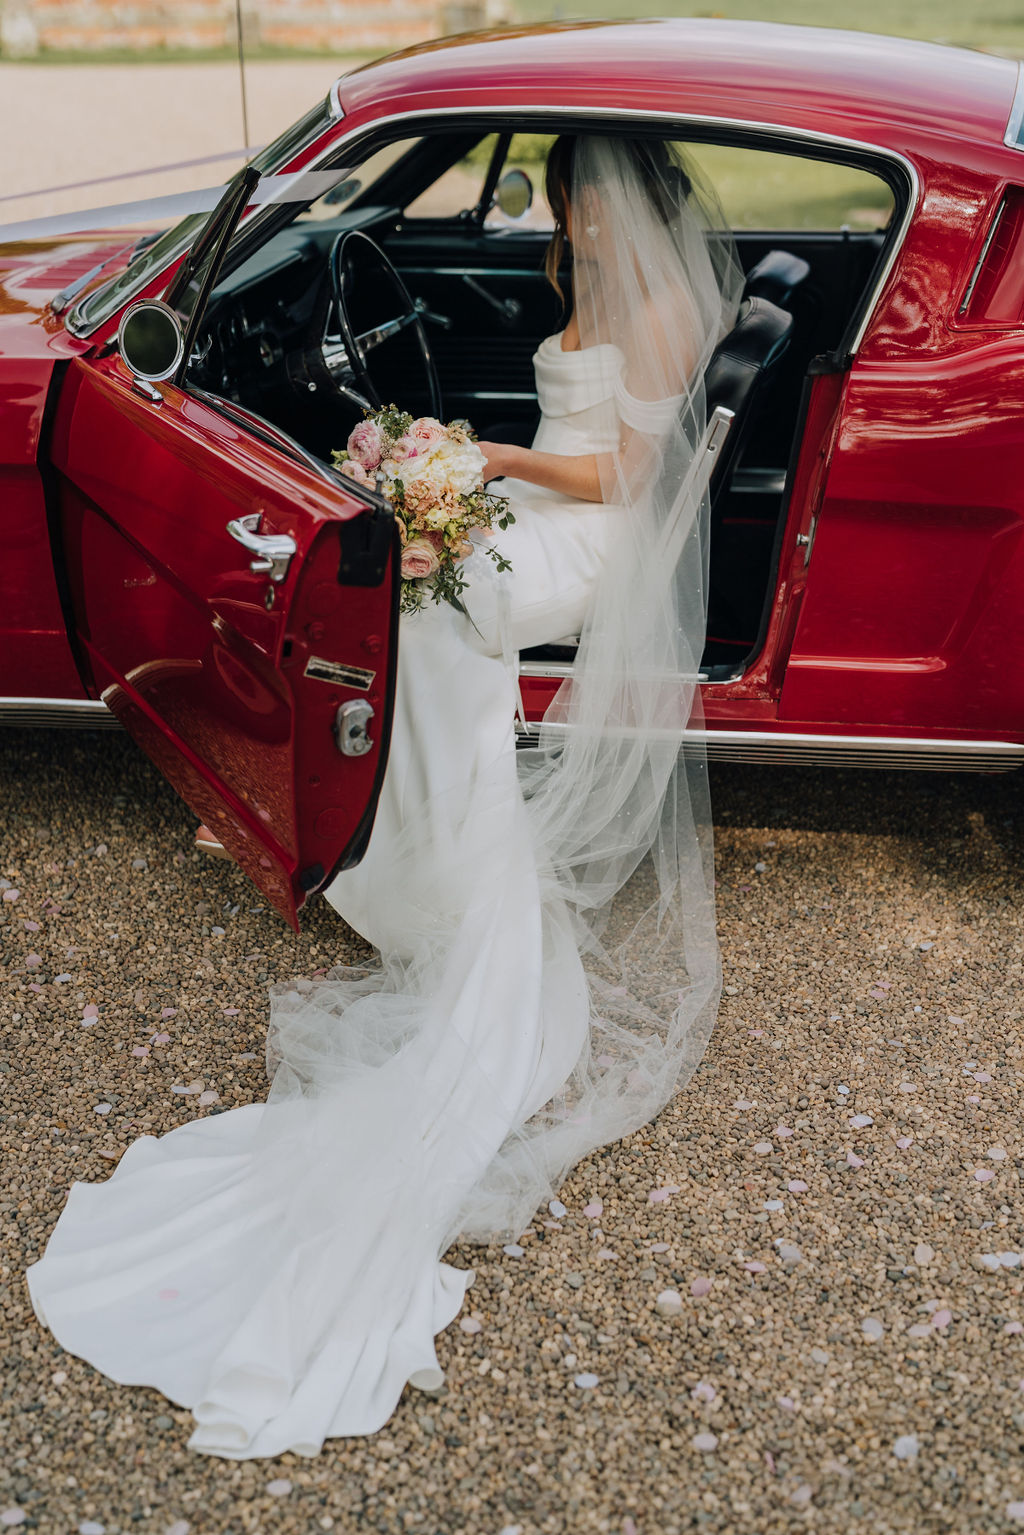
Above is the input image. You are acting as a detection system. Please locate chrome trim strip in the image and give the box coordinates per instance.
[514,720,1023,771]
[1004,61,1024,149]
[329,79,347,122]
[66,101,919,355]
[0,698,119,728]
[959,195,1007,315]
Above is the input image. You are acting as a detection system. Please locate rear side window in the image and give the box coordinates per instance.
[958,186,1024,326]
[686,144,895,231]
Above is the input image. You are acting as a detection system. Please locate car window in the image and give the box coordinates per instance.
[404,133,500,219]
[295,138,423,222]
[685,142,895,231]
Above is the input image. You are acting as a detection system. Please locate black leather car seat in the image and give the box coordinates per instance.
[742,248,811,309]
[705,295,793,505]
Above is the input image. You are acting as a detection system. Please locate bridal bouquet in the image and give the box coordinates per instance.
[332,406,514,615]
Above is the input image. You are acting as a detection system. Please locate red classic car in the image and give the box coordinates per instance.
[3,19,1023,926]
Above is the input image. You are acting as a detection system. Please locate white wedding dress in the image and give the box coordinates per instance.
[25,333,650,1459]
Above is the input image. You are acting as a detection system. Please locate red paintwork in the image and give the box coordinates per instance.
[51,354,397,926]
[0,234,133,699]
[1,17,1023,921]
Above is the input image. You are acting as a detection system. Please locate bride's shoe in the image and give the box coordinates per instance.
[195,823,230,859]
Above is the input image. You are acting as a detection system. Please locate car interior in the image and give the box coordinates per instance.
[184,122,902,681]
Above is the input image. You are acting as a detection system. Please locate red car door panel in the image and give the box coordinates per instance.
[52,354,398,927]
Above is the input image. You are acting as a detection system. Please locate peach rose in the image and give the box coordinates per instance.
[346,419,383,471]
[339,458,372,487]
[408,417,447,452]
[401,539,441,580]
[389,434,418,462]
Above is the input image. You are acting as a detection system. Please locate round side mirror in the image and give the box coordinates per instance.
[494,168,534,221]
[118,299,184,382]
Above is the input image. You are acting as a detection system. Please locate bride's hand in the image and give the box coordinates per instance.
[477,440,517,483]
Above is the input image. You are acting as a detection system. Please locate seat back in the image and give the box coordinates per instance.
[742,248,811,309]
[705,296,792,504]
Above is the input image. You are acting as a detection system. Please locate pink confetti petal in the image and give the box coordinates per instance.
[197,1090,220,1107]
[22,920,39,932]
[1005,1322,1024,1336]
[2,888,19,902]
[691,1380,716,1402]
[266,1479,292,1497]
[0,1510,27,1527]
[131,1045,150,1058]
[899,1082,917,1093]
[753,1141,773,1155]
[931,1308,952,1329]
[869,987,887,1000]
[648,1185,679,1202]
[846,1152,865,1168]
[25,953,41,968]
[596,1248,617,1260]
[459,1317,482,1334]
[161,1007,177,1019]
[849,1113,873,1129]
[583,1200,603,1218]
[749,1028,764,1038]
[788,1180,809,1193]
[775,1125,794,1138]
[733,1099,754,1110]
[151,1031,170,1045]
[743,1260,768,1273]
[966,1095,981,1105]
[690,1276,713,1298]
[974,1169,996,1183]
[649,1242,670,1253]
[896,1136,913,1149]
[692,1432,718,1452]
[974,1071,993,1084]
[27,983,42,994]
[82,1002,99,1019]
[222,1007,240,1016]
[158,1288,179,1301]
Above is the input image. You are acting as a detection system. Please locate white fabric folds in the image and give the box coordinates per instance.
[26,136,743,1457]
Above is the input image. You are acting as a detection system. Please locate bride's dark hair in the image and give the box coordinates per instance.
[543,134,694,301]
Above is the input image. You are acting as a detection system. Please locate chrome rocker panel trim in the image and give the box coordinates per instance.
[0,697,120,728]
[514,721,1024,772]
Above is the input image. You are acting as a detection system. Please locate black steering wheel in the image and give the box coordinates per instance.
[321,230,442,420]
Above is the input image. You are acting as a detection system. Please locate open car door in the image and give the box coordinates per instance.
[49,171,399,928]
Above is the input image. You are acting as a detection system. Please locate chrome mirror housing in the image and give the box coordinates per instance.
[117,299,184,382]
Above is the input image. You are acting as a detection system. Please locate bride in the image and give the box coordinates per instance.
[26,135,742,1458]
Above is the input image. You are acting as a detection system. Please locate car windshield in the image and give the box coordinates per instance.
[71,97,333,333]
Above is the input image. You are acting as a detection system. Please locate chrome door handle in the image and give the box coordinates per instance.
[226,514,297,582]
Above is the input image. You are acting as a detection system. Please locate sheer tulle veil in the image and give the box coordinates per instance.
[268,135,744,1242]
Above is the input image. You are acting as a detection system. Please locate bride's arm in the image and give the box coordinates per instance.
[477,441,606,503]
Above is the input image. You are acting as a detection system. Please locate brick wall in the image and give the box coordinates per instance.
[0,0,469,55]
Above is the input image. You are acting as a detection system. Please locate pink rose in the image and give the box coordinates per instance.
[347,419,383,471]
[339,458,372,487]
[401,539,441,580]
[390,434,418,462]
[408,417,446,452]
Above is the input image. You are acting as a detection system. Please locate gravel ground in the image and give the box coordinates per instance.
[2,729,1024,1534]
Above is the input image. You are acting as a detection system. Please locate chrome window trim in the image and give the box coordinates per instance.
[67,102,919,353]
[329,78,347,122]
[1004,61,1024,150]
